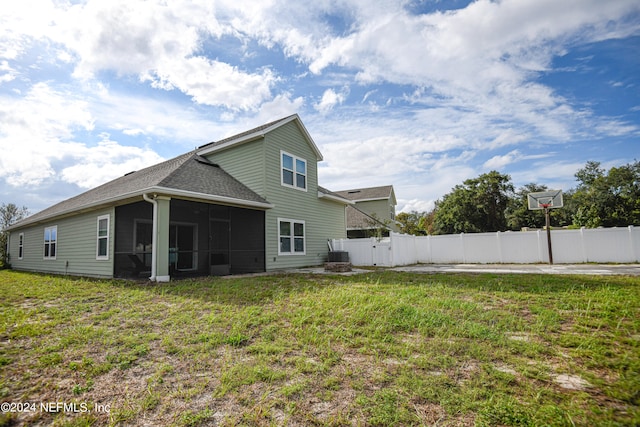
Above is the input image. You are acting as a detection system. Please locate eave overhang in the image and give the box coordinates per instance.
[6,187,274,231]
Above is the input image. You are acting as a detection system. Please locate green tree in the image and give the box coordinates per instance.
[363,213,392,239]
[571,160,640,227]
[396,211,432,235]
[433,171,514,234]
[0,203,30,266]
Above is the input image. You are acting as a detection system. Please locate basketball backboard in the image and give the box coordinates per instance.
[527,190,563,210]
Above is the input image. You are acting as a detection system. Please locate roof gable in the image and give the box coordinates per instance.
[197,114,323,161]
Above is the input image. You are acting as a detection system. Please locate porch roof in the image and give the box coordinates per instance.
[8,153,272,230]
[346,205,390,230]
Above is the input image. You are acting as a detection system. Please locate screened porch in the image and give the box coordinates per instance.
[113,199,265,279]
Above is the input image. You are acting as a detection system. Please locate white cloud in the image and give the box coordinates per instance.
[7,0,276,111]
[315,88,348,114]
[483,150,523,170]
[60,137,164,188]
[0,83,164,189]
[399,198,435,214]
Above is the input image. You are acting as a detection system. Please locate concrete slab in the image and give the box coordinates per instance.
[285,263,640,276]
[390,263,640,276]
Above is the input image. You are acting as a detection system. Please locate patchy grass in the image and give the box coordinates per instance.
[0,269,639,426]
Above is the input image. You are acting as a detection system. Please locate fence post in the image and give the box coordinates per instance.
[460,233,466,263]
[630,225,637,262]
[580,227,587,263]
[390,232,395,267]
[496,231,503,263]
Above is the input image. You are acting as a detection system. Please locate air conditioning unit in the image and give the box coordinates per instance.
[328,251,349,262]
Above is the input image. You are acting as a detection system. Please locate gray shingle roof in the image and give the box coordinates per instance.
[346,205,389,230]
[317,186,353,204]
[199,115,297,151]
[8,152,270,230]
[334,185,395,202]
[197,114,323,161]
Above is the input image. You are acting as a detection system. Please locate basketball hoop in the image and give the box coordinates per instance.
[527,190,564,265]
[527,190,563,211]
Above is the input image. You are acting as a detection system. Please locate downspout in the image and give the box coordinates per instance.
[142,193,158,281]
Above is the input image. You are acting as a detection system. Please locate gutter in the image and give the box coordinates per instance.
[6,187,274,231]
[142,193,158,281]
[318,191,355,205]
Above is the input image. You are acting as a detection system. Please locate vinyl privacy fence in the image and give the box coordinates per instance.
[331,226,640,267]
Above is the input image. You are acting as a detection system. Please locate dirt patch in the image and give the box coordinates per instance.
[554,374,591,390]
[507,333,530,342]
[493,363,517,375]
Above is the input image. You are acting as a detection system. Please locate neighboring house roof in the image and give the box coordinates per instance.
[317,186,354,205]
[334,185,396,204]
[346,205,390,230]
[7,152,272,230]
[197,114,323,161]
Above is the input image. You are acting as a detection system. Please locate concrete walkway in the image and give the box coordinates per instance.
[391,263,640,276]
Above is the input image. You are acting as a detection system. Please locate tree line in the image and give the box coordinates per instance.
[0,203,29,267]
[396,160,640,236]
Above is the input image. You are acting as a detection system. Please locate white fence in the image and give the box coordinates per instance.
[331,226,640,267]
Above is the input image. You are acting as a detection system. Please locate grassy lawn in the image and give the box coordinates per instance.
[0,269,639,426]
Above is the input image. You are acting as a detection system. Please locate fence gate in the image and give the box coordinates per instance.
[372,240,391,266]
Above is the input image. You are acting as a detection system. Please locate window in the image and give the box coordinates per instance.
[44,226,57,259]
[281,151,307,190]
[18,233,24,259]
[278,219,305,255]
[96,215,110,260]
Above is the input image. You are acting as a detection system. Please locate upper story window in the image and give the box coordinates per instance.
[281,151,307,191]
[44,226,57,259]
[96,215,110,260]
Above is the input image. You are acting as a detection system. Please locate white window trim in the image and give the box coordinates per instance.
[278,218,306,256]
[280,150,308,192]
[18,233,24,260]
[44,225,57,260]
[96,214,110,260]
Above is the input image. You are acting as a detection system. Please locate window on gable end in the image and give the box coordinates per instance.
[281,151,307,191]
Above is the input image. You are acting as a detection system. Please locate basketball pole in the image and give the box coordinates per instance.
[545,207,553,264]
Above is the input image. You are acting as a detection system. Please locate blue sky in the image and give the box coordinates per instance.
[1,0,639,214]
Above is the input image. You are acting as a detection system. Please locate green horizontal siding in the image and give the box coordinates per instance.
[263,122,346,270]
[8,208,115,278]
[204,138,266,198]
[200,120,347,271]
[357,199,393,222]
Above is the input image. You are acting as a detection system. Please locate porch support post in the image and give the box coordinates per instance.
[155,196,171,282]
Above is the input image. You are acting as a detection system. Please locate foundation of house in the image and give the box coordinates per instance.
[324,262,353,272]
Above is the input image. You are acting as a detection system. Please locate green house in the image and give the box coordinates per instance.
[334,186,399,238]
[5,115,351,280]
